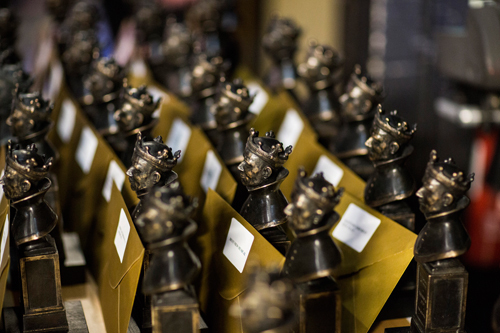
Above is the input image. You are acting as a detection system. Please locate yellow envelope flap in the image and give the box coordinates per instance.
[281,138,366,201]
[330,191,416,277]
[202,189,284,300]
[105,184,145,289]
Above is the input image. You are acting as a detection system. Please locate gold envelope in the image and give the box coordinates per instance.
[196,189,285,333]
[331,191,416,333]
[97,183,144,333]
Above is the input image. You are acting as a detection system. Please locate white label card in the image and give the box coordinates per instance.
[57,99,77,143]
[247,82,269,115]
[114,209,131,263]
[45,60,63,102]
[313,155,344,187]
[332,203,381,252]
[166,118,191,163]
[276,109,304,148]
[148,86,170,107]
[102,160,126,202]
[76,127,98,174]
[223,218,254,273]
[200,150,222,193]
[0,170,4,203]
[131,59,147,78]
[0,214,8,268]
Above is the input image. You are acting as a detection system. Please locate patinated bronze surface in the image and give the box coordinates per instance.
[330,65,384,180]
[231,266,298,333]
[298,41,342,145]
[282,168,343,333]
[211,78,254,177]
[364,106,417,230]
[262,15,300,97]
[238,128,292,255]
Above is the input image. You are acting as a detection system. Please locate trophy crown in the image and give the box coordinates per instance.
[12,91,53,122]
[6,141,53,181]
[190,53,230,93]
[94,57,124,82]
[262,15,301,58]
[211,78,254,127]
[298,41,342,88]
[372,105,416,141]
[133,132,180,172]
[425,150,474,194]
[246,128,293,169]
[122,85,160,117]
[296,167,344,211]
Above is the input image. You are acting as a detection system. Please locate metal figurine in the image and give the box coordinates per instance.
[388,151,474,333]
[282,168,343,333]
[134,0,165,46]
[0,8,20,65]
[364,106,417,231]
[330,65,384,180]
[7,91,57,161]
[113,85,161,168]
[0,64,32,144]
[189,53,230,144]
[0,143,69,331]
[81,57,125,136]
[149,17,194,98]
[238,128,293,255]
[262,15,301,97]
[210,78,254,178]
[298,41,343,146]
[45,0,71,24]
[231,266,298,333]
[135,182,201,333]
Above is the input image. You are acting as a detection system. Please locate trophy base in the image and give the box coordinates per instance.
[132,250,152,333]
[3,300,88,333]
[152,289,200,333]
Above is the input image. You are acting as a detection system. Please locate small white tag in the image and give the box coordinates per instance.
[247,82,269,115]
[114,209,131,263]
[200,150,222,193]
[102,160,126,202]
[57,99,77,143]
[76,127,98,174]
[0,170,4,203]
[312,155,344,187]
[276,109,303,148]
[223,218,254,273]
[130,59,147,78]
[0,214,8,267]
[332,203,381,252]
[62,232,86,266]
[166,118,191,163]
[148,86,170,106]
[46,60,63,102]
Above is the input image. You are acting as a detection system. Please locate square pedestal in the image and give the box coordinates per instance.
[152,290,200,333]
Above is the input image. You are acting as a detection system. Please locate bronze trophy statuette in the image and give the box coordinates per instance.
[330,65,384,180]
[387,150,473,333]
[113,85,161,168]
[262,15,301,98]
[238,128,293,255]
[364,106,417,231]
[298,41,343,146]
[127,132,180,332]
[283,168,343,333]
[231,265,298,333]
[0,143,69,332]
[135,182,201,333]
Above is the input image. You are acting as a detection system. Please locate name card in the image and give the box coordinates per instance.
[166,118,191,163]
[277,109,303,148]
[247,82,269,115]
[148,86,170,106]
[223,218,254,273]
[45,60,63,102]
[114,209,131,263]
[76,127,98,174]
[102,160,126,202]
[57,99,77,143]
[200,150,222,193]
[313,155,344,187]
[332,203,381,252]
[130,59,147,78]
[0,214,8,268]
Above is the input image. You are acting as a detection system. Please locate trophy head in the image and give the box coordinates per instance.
[45,0,71,23]
[0,142,52,200]
[339,65,384,120]
[114,85,160,132]
[135,181,198,246]
[7,91,53,138]
[285,168,344,232]
[61,29,100,76]
[237,128,292,187]
[66,1,99,32]
[161,18,193,68]
[297,41,342,89]
[262,15,301,61]
[186,0,223,34]
[83,57,125,104]
[134,2,164,43]
[416,150,474,215]
[365,105,416,161]
[230,265,298,333]
[126,132,180,192]
[190,53,230,94]
[211,78,253,127]
[0,63,32,116]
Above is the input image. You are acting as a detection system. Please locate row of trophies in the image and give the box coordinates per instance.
[0,0,486,332]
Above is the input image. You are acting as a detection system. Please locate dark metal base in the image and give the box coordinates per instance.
[3,301,88,333]
[385,328,410,333]
[60,232,86,285]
